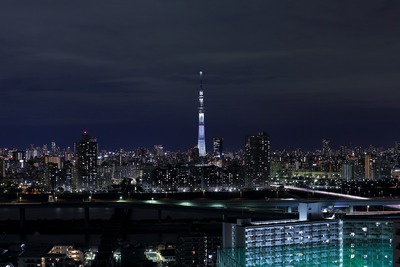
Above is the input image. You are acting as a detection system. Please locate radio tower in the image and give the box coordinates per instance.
[197,71,206,157]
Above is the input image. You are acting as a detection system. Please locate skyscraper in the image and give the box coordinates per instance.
[364,153,372,180]
[213,138,223,158]
[197,71,206,157]
[322,139,331,158]
[75,131,98,190]
[244,132,270,188]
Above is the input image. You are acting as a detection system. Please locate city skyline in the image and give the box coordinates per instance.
[1,1,400,151]
[2,132,400,154]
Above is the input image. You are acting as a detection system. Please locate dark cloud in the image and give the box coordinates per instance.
[0,1,400,150]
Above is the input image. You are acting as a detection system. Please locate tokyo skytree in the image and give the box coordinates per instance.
[197,71,206,157]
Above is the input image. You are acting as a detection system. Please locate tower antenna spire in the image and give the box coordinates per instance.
[200,71,203,91]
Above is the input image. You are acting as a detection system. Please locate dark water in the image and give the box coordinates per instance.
[0,207,114,220]
[0,207,219,220]
[0,207,220,247]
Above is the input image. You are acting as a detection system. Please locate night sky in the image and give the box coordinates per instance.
[1,1,400,151]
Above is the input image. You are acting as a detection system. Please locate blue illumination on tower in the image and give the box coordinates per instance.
[198,71,206,157]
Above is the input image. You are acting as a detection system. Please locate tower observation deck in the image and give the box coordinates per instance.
[198,71,206,157]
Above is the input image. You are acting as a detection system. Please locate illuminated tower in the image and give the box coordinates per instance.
[197,71,206,157]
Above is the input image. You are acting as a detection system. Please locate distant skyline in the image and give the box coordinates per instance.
[1,1,400,151]
[2,129,399,153]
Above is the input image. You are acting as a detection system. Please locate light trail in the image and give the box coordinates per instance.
[286,186,400,211]
[285,186,368,200]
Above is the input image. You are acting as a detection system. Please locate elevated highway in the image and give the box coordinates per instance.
[2,187,400,232]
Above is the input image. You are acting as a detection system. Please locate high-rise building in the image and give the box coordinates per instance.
[213,138,223,158]
[0,157,7,179]
[341,161,354,181]
[47,162,61,191]
[365,153,372,180]
[197,71,206,157]
[51,140,57,153]
[220,203,399,267]
[244,132,270,188]
[75,131,98,190]
[12,150,24,162]
[343,218,393,266]
[393,222,400,267]
[322,139,331,158]
[220,203,343,267]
